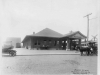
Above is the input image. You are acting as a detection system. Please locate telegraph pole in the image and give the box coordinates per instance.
[84,13,92,42]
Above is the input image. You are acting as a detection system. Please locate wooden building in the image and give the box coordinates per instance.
[5,37,21,48]
[22,28,86,50]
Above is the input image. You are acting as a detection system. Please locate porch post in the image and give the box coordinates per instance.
[59,40,62,50]
[67,38,70,50]
[30,38,32,50]
[79,39,81,47]
[64,40,66,50]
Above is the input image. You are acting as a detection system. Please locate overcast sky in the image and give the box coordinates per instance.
[1,0,98,42]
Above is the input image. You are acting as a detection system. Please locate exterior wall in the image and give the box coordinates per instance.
[31,37,62,50]
[68,38,82,50]
[23,37,82,50]
[67,38,70,50]
[23,38,31,49]
[16,43,21,48]
[30,37,71,50]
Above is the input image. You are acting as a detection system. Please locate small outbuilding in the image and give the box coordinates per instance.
[6,37,21,48]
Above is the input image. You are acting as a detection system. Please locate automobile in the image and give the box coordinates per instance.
[2,45,17,56]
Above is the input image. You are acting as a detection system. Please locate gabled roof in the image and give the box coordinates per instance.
[63,31,87,39]
[22,28,87,42]
[22,28,63,42]
[33,28,63,37]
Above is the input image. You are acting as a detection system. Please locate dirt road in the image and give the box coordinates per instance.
[1,49,97,75]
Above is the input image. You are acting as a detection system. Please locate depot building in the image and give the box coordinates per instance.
[22,28,86,50]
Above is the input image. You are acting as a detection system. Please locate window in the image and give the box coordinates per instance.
[34,43,37,45]
[38,42,40,45]
[44,40,46,43]
[34,42,40,45]
[49,40,51,43]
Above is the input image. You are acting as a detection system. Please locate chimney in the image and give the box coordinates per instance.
[33,32,35,34]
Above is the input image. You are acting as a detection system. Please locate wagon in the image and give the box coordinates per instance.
[77,41,98,56]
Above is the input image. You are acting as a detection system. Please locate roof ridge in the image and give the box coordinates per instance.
[64,31,78,36]
[63,31,86,38]
[47,28,63,35]
[35,28,63,35]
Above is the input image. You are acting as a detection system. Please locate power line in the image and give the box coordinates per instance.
[90,17,98,20]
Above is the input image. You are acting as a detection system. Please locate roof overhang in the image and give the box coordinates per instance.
[22,28,87,43]
[22,35,61,43]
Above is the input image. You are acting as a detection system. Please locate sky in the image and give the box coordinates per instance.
[1,0,98,42]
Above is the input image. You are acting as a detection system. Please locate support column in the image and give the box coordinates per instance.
[59,40,62,50]
[79,39,81,47]
[64,40,66,50]
[37,40,39,50]
[30,38,32,50]
[67,39,70,50]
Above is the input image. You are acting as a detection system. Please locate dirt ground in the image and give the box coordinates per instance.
[1,49,97,75]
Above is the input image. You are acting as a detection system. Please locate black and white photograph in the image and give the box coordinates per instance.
[1,0,99,75]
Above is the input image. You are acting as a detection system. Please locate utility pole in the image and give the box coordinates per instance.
[84,13,92,42]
